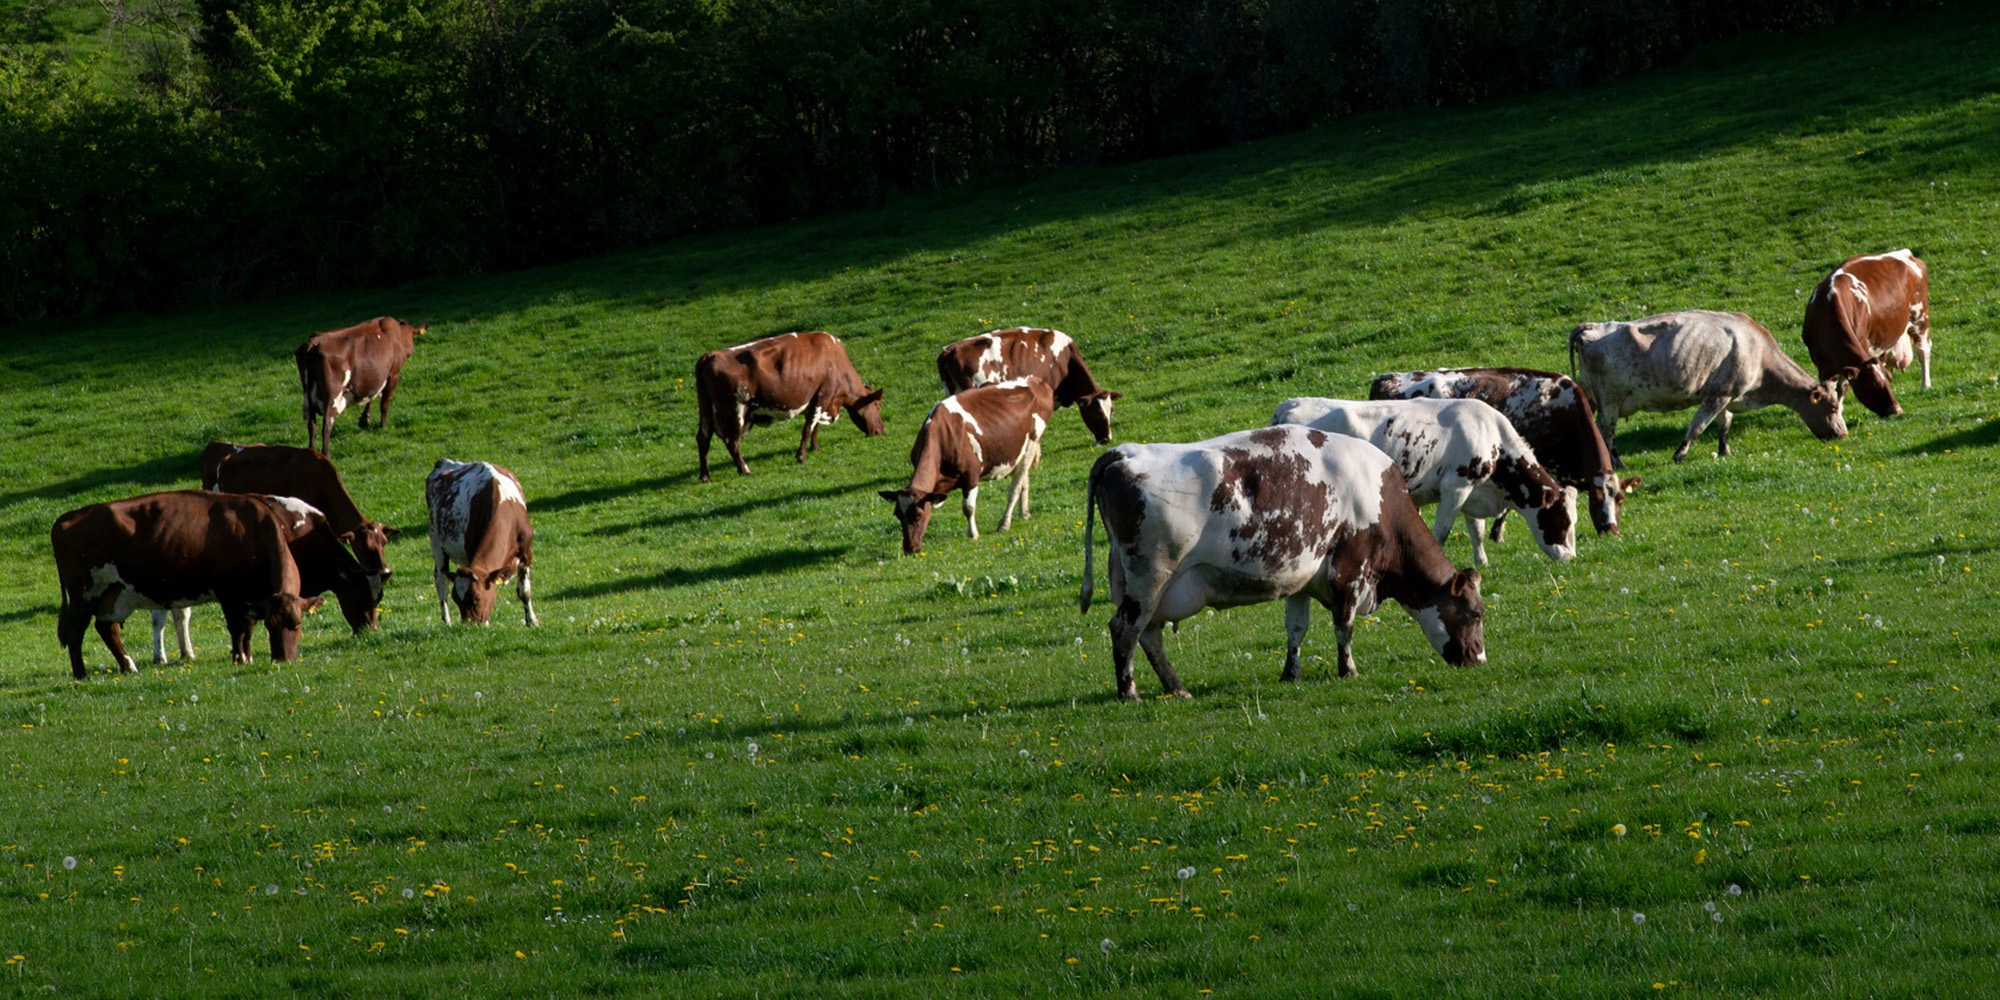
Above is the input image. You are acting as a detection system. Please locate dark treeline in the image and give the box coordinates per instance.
[1,0,1923,322]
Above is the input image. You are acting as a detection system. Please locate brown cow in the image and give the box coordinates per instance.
[152,494,388,663]
[1369,367,1630,537]
[695,331,885,482]
[879,378,1056,555]
[937,327,1120,444]
[53,491,308,679]
[426,459,538,626]
[295,316,426,454]
[199,441,399,579]
[1802,250,1931,418]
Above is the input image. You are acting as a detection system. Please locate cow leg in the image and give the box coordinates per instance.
[998,466,1032,531]
[431,539,456,625]
[59,598,92,680]
[1714,409,1734,457]
[1135,623,1191,699]
[378,376,400,429]
[1674,397,1731,462]
[1109,603,1145,702]
[1917,334,1932,389]
[963,486,981,540]
[358,398,373,429]
[517,564,540,627]
[94,617,139,675]
[1462,512,1490,566]
[223,605,255,664]
[1595,406,1624,471]
[1432,482,1484,566]
[796,399,830,463]
[1280,595,1312,682]
[173,608,194,660]
[725,402,753,476]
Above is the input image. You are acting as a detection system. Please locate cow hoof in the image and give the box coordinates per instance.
[1168,688,1193,699]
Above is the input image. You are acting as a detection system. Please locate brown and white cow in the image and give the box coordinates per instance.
[1570,310,1847,464]
[1369,367,1629,537]
[152,495,387,664]
[295,316,426,455]
[695,331,885,482]
[937,327,1121,444]
[1272,397,1576,565]
[880,378,1056,555]
[53,491,308,679]
[1802,249,1931,419]
[426,459,538,626]
[1080,425,1485,700]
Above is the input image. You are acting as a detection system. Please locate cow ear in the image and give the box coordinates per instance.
[878,490,902,503]
[484,568,510,587]
[1620,476,1641,495]
[924,492,951,506]
[414,323,429,336]
[381,525,403,538]
[857,387,885,406]
[1106,391,1124,401]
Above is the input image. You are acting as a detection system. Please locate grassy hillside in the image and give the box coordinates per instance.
[2,5,1998,996]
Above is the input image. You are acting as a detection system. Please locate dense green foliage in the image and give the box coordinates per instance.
[2,5,1998,994]
[3,0,1934,321]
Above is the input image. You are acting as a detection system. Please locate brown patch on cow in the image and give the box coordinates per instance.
[1208,444,1334,570]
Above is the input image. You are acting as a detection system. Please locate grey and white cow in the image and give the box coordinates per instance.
[1271,397,1577,565]
[426,459,538,626]
[1080,425,1485,700]
[1569,310,1847,464]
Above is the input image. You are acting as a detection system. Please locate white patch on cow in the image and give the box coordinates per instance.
[973,339,1006,385]
[1045,329,1074,357]
[941,396,986,464]
[494,468,526,508]
[1837,271,1872,309]
[1882,248,1923,277]
[265,495,321,531]
[727,331,801,353]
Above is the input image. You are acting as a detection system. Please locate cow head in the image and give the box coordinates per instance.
[1584,473,1622,536]
[1078,390,1122,446]
[261,594,307,662]
[848,388,887,437]
[450,566,514,625]
[1411,568,1485,667]
[340,521,399,604]
[880,489,950,555]
[1842,363,1901,419]
[1809,376,1855,438]
[1521,483,1577,562]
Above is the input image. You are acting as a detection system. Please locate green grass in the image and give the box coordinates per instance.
[4,5,2000,996]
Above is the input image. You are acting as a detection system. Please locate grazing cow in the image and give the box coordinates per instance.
[1370,367,1629,537]
[1272,397,1577,565]
[880,378,1055,555]
[197,441,398,579]
[695,331,885,482]
[936,328,1121,444]
[426,459,538,626]
[53,491,308,679]
[295,316,426,454]
[1080,425,1486,700]
[1570,310,1847,463]
[151,495,387,664]
[1802,249,1931,418]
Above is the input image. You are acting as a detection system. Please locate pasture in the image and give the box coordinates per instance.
[3,6,1999,995]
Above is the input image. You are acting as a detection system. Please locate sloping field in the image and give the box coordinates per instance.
[1,6,1997,996]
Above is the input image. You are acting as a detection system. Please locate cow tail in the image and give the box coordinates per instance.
[1079,457,1103,614]
[1567,327,1578,381]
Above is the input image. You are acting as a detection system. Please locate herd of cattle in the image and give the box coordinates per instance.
[51,251,1933,698]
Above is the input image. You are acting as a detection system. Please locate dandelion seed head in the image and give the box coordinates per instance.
[1632,912,1645,925]
[1712,910,1724,923]
[1099,938,1114,955]
[403,888,415,899]
[61,856,76,870]
[1176,866,1195,880]
[1728,883,1743,896]
[266,885,279,896]
[1704,901,1717,912]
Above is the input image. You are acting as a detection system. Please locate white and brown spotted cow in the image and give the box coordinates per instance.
[1802,249,1931,418]
[295,316,425,455]
[426,459,538,626]
[695,331,885,482]
[937,327,1120,444]
[53,491,309,679]
[1370,367,1629,537]
[1080,425,1485,700]
[1570,310,1847,464]
[1272,397,1577,565]
[152,495,386,664]
[880,378,1055,555]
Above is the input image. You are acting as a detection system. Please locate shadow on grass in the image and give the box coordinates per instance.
[536,472,692,514]
[1900,418,2000,456]
[549,544,851,600]
[0,452,201,508]
[586,482,859,537]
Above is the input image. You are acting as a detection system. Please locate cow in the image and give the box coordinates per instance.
[151,495,387,664]
[53,491,308,679]
[295,316,426,455]
[695,331,885,482]
[197,441,398,581]
[1369,367,1629,538]
[879,378,1055,555]
[1569,310,1848,464]
[936,327,1121,444]
[426,459,538,626]
[1081,426,1484,699]
[1272,397,1577,566]
[1802,249,1931,418]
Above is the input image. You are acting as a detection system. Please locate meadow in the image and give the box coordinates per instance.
[3,6,2000,996]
